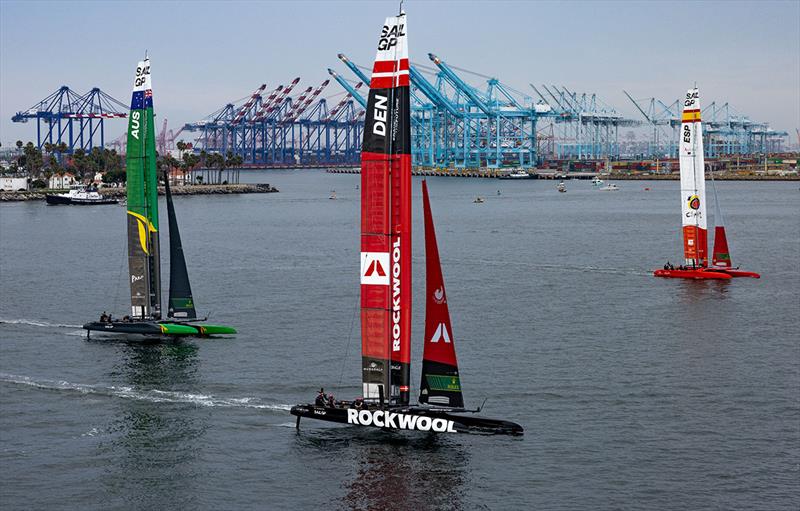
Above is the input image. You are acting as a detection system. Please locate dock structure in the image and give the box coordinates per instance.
[182,78,364,168]
[11,72,788,171]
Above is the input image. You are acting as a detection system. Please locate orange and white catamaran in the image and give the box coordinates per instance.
[654,87,760,280]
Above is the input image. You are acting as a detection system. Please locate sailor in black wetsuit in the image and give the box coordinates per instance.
[315,388,326,407]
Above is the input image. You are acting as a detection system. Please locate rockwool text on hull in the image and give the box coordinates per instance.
[290,404,523,436]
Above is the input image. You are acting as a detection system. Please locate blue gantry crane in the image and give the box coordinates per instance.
[183,76,365,166]
[623,91,787,158]
[11,86,128,154]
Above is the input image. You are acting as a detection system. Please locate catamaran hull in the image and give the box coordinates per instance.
[710,268,761,278]
[290,404,523,436]
[83,321,235,338]
[653,269,731,280]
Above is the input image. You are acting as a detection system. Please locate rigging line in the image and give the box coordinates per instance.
[337,284,360,391]
[112,227,126,315]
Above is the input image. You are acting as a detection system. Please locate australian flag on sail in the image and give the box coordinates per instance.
[130,89,153,110]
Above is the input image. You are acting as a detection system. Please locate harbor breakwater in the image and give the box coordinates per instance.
[326,167,799,180]
[0,183,278,202]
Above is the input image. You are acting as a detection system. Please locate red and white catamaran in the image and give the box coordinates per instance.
[654,87,760,280]
[290,9,522,435]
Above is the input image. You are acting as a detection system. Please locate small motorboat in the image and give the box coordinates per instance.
[557,181,566,193]
[329,190,337,200]
[473,196,485,203]
[46,184,118,205]
[591,176,604,186]
[599,183,619,191]
[498,169,532,180]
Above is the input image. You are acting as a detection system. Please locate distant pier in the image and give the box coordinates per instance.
[0,183,278,202]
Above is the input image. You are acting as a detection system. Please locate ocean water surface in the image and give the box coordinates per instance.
[1,170,798,509]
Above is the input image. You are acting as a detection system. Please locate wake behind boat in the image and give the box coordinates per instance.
[83,56,235,339]
[290,9,522,436]
[654,87,760,280]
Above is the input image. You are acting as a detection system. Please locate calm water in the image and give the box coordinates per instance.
[1,171,798,510]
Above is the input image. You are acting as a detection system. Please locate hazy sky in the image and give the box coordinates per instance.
[1,0,798,147]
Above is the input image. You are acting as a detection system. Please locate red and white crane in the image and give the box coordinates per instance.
[323,82,363,122]
[231,84,266,126]
[284,79,330,123]
[257,77,301,122]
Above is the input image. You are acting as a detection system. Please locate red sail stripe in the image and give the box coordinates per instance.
[372,59,410,73]
[370,74,410,89]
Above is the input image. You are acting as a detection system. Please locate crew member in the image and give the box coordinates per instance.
[315,388,326,407]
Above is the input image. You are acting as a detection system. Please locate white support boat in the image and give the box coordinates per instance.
[45,184,118,205]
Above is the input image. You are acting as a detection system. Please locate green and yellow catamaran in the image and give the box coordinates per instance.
[84,56,235,339]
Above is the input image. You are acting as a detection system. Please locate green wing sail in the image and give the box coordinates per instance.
[126,57,162,319]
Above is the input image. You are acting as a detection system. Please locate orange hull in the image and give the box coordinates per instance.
[653,268,732,280]
[710,268,761,278]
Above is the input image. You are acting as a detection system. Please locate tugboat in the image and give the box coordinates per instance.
[46,184,118,205]
[290,8,522,436]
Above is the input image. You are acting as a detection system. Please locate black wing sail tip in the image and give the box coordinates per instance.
[164,174,197,319]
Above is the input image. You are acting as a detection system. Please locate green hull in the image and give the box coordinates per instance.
[161,323,237,336]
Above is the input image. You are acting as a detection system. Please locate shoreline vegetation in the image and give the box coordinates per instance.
[0,183,278,202]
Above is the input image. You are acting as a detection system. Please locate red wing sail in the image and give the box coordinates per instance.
[712,226,732,267]
[360,11,412,405]
[419,180,464,409]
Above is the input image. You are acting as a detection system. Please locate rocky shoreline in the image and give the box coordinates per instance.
[0,183,279,202]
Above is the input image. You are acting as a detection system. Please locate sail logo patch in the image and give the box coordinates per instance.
[361,252,390,285]
[430,323,451,343]
[378,22,406,51]
[128,211,157,254]
[372,95,388,137]
[391,238,401,352]
[433,286,446,304]
[347,409,456,433]
[687,194,701,210]
[130,111,140,140]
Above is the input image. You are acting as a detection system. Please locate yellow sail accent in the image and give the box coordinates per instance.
[127,211,158,255]
[682,110,701,122]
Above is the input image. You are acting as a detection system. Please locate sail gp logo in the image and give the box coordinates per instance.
[378,23,405,51]
[347,409,456,433]
[361,252,390,286]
